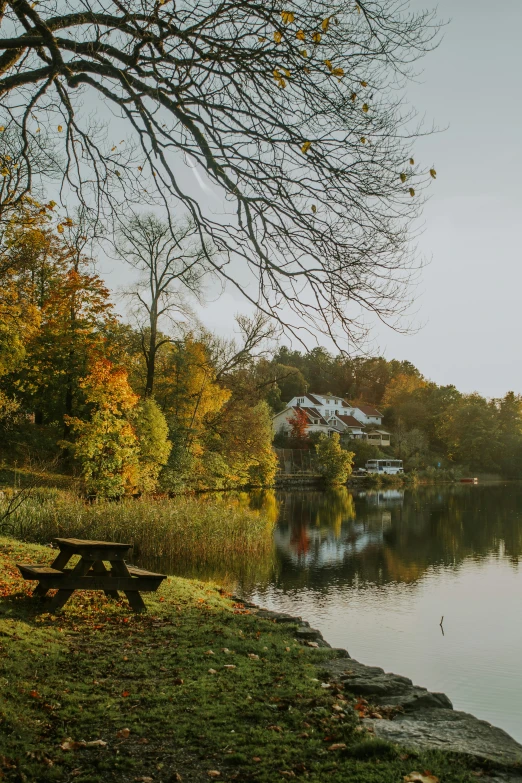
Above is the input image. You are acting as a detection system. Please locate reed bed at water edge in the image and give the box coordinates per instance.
[0,488,275,567]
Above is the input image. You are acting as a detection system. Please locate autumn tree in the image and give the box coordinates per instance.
[66,359,141,498]
[114,213,209,397]
[316,432,353,485]
[133,397,172,493]
[206,400,278,488]
[3,214,117,428]
[288,407,309,440]
[0,1,439,345]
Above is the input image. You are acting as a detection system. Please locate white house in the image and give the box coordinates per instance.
[273,393,391,446]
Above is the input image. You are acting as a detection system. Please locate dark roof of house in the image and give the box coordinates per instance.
[337,415,364,428]
[307,393,353,408]
[299,406,328,425]
[305,393,323,406]
[356,404,383,417]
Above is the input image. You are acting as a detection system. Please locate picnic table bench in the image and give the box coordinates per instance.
[17,538,166,613]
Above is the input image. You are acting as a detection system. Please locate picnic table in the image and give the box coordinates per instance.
[17,538,166,613]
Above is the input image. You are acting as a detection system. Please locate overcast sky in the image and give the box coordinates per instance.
[101,0,522,399]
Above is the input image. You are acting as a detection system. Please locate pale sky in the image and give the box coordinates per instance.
[100,0,522,399]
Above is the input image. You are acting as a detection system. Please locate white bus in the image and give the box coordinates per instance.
[365,459,404,475]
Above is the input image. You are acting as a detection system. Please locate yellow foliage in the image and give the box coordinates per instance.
[296,29,305,41]
[273,30,282,43]
[409,187,415,197]
[321,17,330,32]
[312,31,321,43]
[430,167,437,179]
[281,11,294,24]
[301,140,311,154]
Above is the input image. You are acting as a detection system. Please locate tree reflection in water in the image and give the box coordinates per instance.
[240,483,522,593]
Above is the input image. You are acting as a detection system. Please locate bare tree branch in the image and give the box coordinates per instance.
[0,0,442,346]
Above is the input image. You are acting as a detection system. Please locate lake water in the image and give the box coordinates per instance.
[234,484,522,743]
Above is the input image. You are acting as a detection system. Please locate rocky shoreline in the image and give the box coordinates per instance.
[236,598,522,782]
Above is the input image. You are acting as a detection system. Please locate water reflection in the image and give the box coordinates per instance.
[248,484,522,595]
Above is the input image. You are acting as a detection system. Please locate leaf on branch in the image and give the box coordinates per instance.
[0,126,4,132]
[57,224,64,233]
[409,158,415,165]
[274,31,282,43]
[409,187,415,197]
[351,92,357,102]
[303,67,311,74]
[360,80,368,87]
[400,173,407,183]
[111,146,117,151]
[321,18,330,32]
[281,11,295,25]
[57,125,63,132]
[1,168,8,177]
[273,69,287,88]
[296,29,305,41]
[324,60,333,71]
[362,103,369,112]
[430,168,437,179]
[258,36,267,42]
[284,68,291,78]
[333,67,344,77]
[311,205,317,213]
[312,32,321,43]
[301,49,308,57]
[356,4,361,13]
[360,137,366,143]
[301,141,312,154]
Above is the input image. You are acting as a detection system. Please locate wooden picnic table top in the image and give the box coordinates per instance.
[54,537,132,550]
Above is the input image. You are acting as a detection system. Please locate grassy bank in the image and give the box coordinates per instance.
[0,489,274,582]
[0,538,482,783]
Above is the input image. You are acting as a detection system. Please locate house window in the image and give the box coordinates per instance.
[314,419,319,424]
[297,397,304,404]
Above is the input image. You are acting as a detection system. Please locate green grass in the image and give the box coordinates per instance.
[0,537,484,782]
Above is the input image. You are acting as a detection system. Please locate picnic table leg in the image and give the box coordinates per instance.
[33,549,73,597]
[47,557,95,612]
[110,560,147,613]
[91,561,120,600]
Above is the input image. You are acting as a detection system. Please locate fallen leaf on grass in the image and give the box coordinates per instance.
[252,757,261,762]
[267,725,283,732]
[173,678,184,685]
[116,728,130,738]
[122,690,131,697]
[86,739,107,747]
[208,669,217,674]
[404,774,439,783]
[328,743,347,751]
[29,690,40,698]
[137,738,149,745]
[223,664,236,670]
[248,653,259,659]
[60,740,86,751]
[207,772,221,778]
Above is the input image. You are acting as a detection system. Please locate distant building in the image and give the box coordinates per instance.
[272,393,391,446]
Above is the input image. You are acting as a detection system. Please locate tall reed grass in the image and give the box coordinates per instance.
[0,488,276,583]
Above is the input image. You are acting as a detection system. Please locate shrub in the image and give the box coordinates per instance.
[315,433,354,485]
